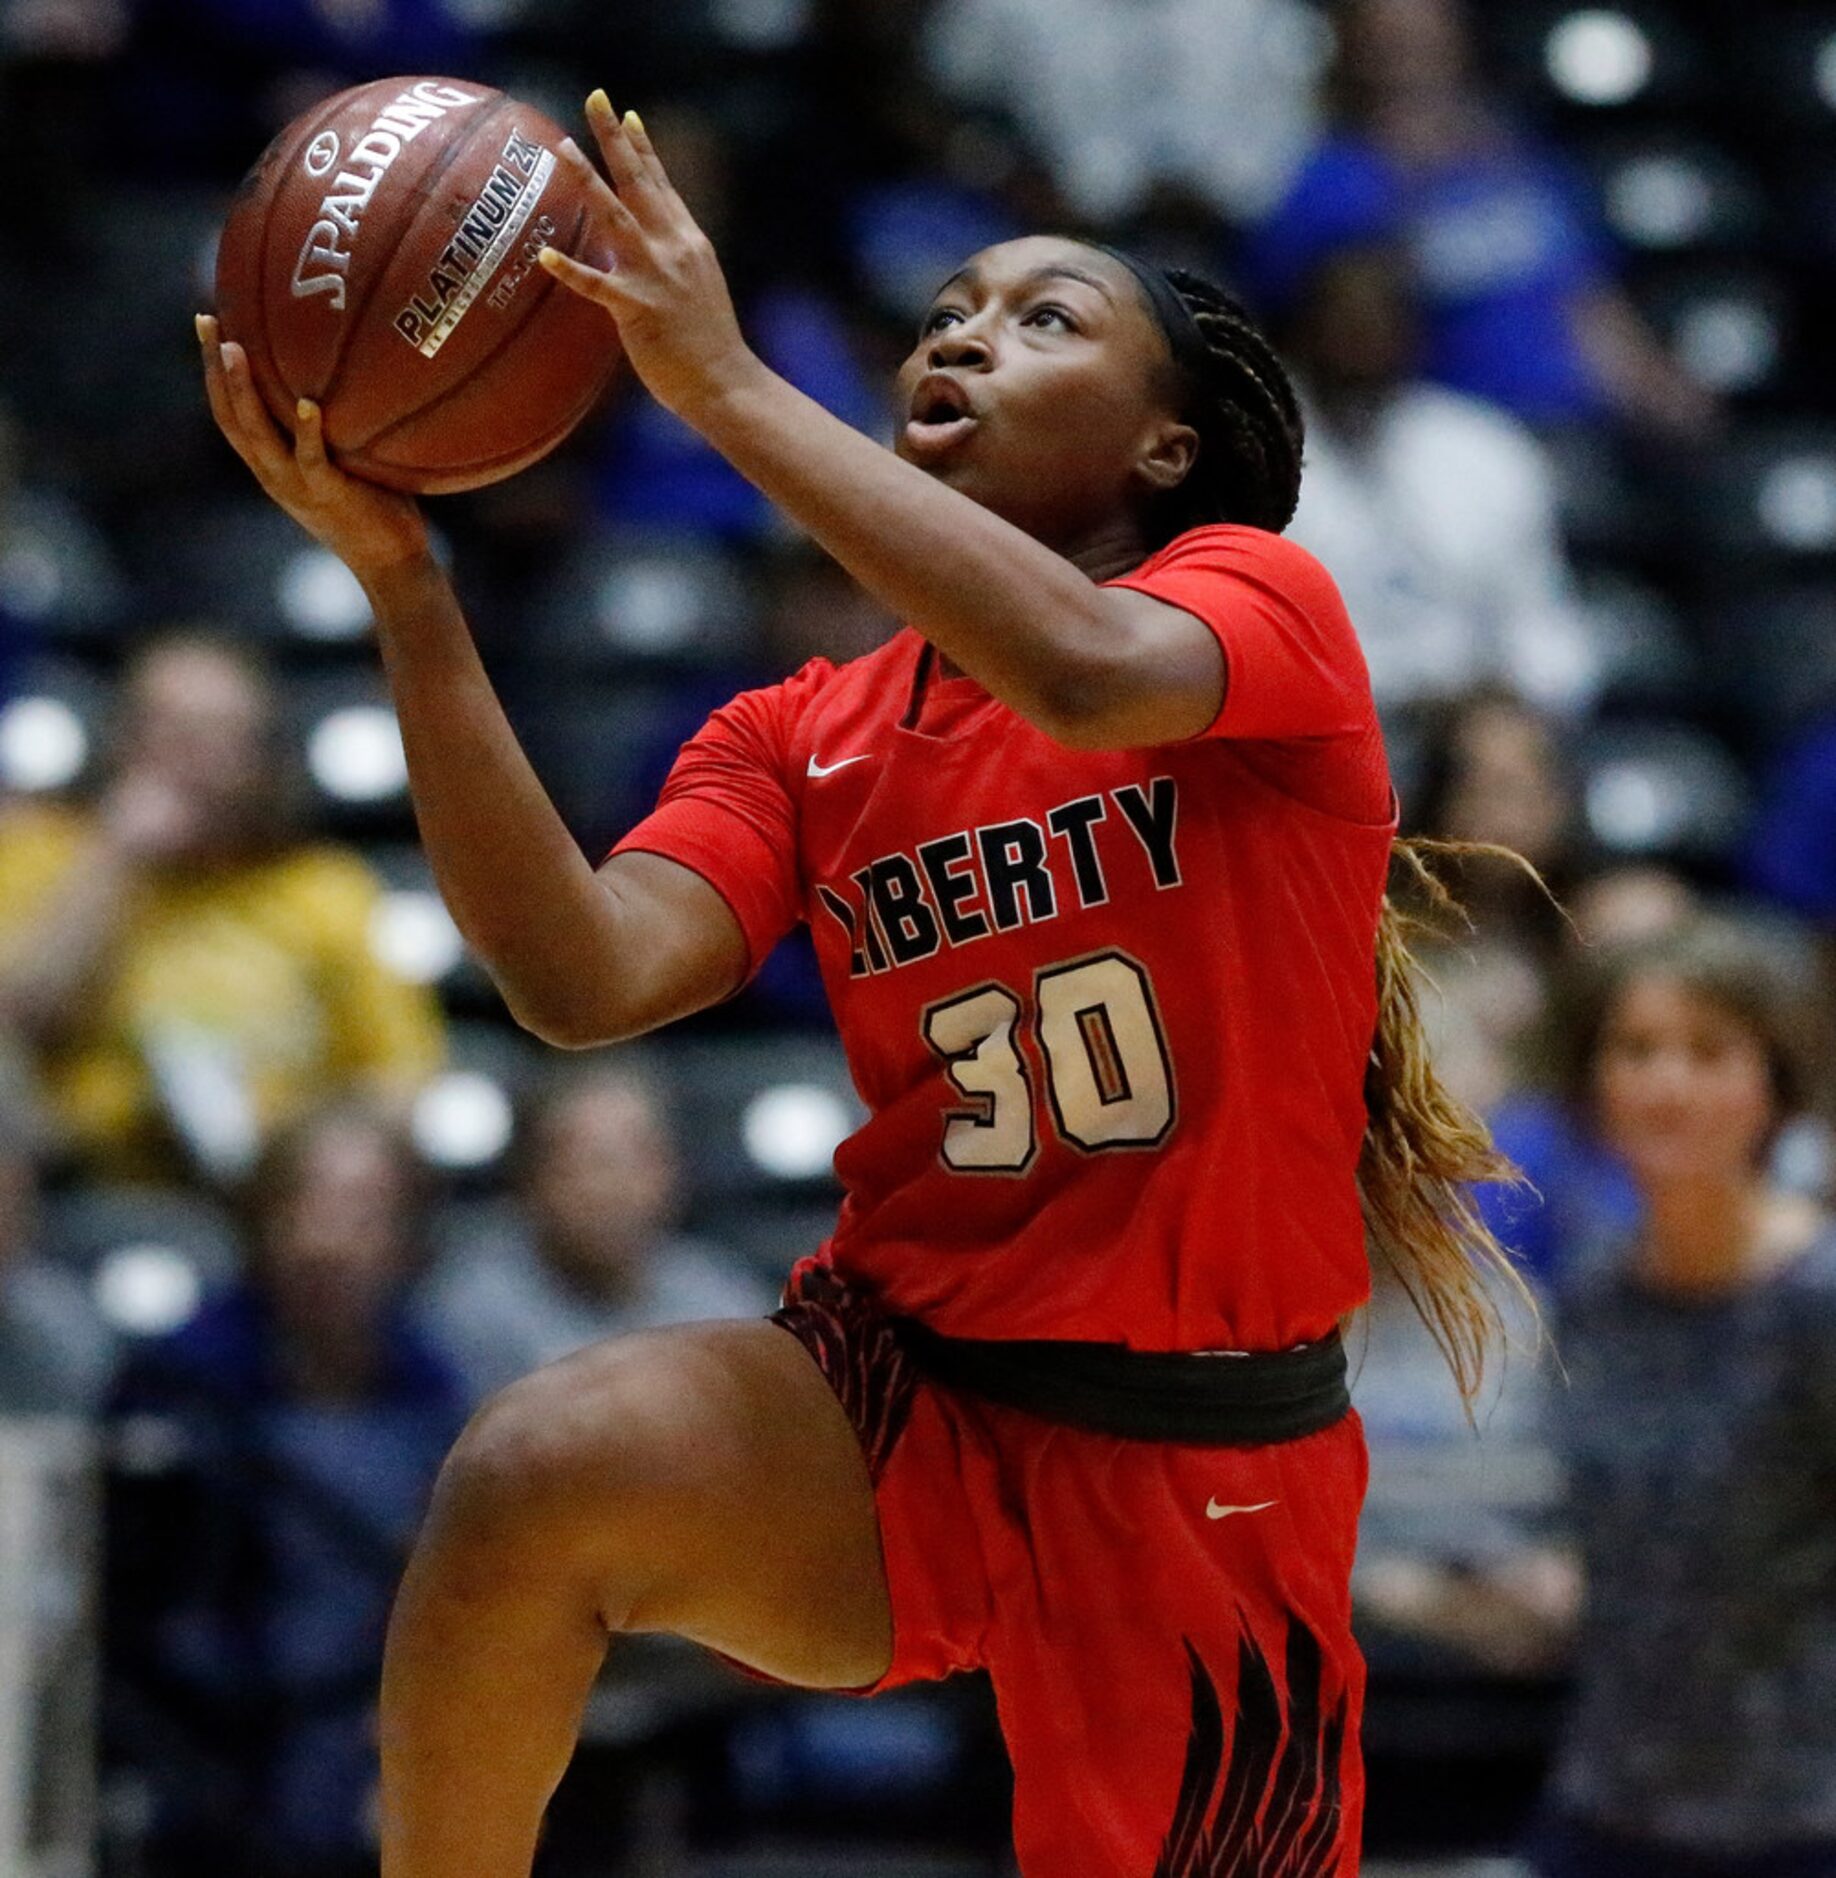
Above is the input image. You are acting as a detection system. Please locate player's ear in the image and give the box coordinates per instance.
[1134,419,1200,496]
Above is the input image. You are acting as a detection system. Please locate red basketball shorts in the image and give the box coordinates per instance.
[773,1262,1369,1877]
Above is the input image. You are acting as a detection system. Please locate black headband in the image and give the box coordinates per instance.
[1089,244,1212,392]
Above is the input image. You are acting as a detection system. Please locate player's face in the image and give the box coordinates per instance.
[895,237,1191,552]
[1593,974,1777,1186]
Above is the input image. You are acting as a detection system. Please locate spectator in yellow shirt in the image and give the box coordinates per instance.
[0,632,444,1183]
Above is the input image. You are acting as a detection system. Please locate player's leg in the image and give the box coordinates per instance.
[983,1412,1368,1876]
[376,1319,892,1878]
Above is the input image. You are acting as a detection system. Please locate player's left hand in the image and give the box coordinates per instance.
[539,93,761,424]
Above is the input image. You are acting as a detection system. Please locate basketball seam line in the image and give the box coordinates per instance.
[249,87,352,410]
[330,90,517,430]
[357,197,609,473]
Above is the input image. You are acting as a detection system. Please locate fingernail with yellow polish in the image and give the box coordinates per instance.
[587,89,613,119]
[624,109,644,137]
[296,398,314,422]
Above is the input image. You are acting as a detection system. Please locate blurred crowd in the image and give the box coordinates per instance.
[1,0,1835,1874]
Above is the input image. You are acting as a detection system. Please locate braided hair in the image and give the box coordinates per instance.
[1149,268,1306,545]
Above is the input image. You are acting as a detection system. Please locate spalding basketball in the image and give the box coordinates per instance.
[215,76,621,494]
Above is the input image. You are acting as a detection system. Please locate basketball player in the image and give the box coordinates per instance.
[197,93,1523,1878]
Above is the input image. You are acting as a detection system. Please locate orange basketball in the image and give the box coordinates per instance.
[214,76,621,494]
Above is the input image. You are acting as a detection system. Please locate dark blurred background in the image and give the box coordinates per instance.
[0,0,1833,1874]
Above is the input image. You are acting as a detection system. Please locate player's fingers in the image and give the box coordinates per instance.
[217,341,293,472]
[537,244,635,313]
[557,137,643,246]
[197,321,290,482]
[619,109,681,213]
[584,89,657,217]
[196,315,240,437]
[293,397,329,476]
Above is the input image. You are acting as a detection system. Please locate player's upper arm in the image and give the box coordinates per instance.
[542,669,818,1047]
[1088,526,1374,748]
[561,849,753,1044]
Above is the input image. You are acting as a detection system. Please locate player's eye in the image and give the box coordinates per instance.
[921,306,965,337]
[1024,303,1077,331]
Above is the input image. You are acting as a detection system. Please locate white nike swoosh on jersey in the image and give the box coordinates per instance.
[807,753,872,777]
[1205,1499,1278,1521]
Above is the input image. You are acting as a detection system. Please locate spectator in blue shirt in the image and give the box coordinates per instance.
[104,1102,466,1878]
[1248,0,1713,439]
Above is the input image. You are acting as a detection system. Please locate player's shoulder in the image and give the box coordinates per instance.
[1122,524,1353,633]
[1125,522,1341,595]
[735,634,914,734]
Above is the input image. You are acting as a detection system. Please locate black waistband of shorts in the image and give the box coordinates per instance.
[889,1319,1350,1445]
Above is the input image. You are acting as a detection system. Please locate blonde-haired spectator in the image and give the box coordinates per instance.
[0,632,443,1183]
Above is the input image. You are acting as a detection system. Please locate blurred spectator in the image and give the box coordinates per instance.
[1567,862,1698,953]
[0,632,444,1184]
[1283,238,1601,717]
[1403,691,1623,1285]
[417,1062,771,1404]
[0,1085,114,1415]
[921,0,1328,230]
[1250,0,1713,439]
[1403,690,1583,1104]
[1513,921,1836,1877]
[1351,1258,1563,1680]
[1480,864,1720,1292]
[105,1102,466,1878]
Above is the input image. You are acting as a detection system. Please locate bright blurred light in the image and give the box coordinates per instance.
[370,890,464,985]
[595,559,708,653]
[0,695,87,792]
[1545,10,1653,105]
[413,1070,515,1170]
[279,547,372,641]
[1815,34,1836,111]
[92,1244,203,1337]
[1757,456,1836,550]
[1605,155,1712,247]
[1673,298,1779,391]
[307,704,407,802]
[1586,762,1668,850]
[742,1083,851,1180]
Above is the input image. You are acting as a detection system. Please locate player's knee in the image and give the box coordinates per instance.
[429,1340,694,1564]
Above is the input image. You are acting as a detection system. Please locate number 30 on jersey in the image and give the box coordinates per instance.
[921,949,1175,1172]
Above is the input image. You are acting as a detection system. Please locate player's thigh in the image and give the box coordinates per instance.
[451,1318,892,1691]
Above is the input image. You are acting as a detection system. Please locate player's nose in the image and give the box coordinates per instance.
[928,326,994,371]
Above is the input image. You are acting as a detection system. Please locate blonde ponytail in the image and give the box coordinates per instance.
[1359,839,1543,1410]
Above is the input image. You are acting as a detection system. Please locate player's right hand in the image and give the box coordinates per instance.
[196,313,431,585]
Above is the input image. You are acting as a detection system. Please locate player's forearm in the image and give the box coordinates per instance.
[359,555,630,1044]
[682,365,1146,736]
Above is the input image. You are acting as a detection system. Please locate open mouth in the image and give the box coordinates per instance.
[904,375,978,456]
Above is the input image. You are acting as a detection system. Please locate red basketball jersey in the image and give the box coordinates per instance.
[613,525,1396,1352]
